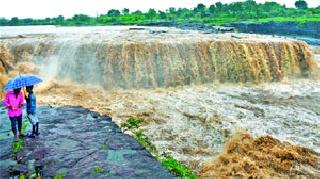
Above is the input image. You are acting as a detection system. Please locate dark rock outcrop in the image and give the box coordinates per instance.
[0,105,174,178]
[230,22,320,45]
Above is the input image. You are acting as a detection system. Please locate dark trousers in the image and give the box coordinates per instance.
[27,112,39,135]
[9,115,22,135]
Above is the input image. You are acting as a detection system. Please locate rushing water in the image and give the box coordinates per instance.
[0,25,156,37]
[0,26,319,176]
[0,26,318,90]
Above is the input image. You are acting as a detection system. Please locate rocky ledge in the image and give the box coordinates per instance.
[0,105,173,178]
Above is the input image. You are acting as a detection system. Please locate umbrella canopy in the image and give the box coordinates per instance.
[3,75,43,91]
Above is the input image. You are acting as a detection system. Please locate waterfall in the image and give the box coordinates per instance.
[0,28,318,90]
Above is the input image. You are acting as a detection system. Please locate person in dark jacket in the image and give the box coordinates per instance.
[25,85,39,136]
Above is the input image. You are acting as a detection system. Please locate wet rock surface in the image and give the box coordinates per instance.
[0,105,15,178]
[0,105,173,178]
[230,22,320,45]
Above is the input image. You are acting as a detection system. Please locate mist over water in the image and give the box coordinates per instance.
[35,39,103,85]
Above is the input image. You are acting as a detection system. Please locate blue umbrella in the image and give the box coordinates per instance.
[3,75,43,91]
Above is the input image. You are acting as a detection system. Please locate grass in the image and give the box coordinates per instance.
[101,144,107,150]
[120,117,198,178]
[11,118,30,179]
[160,155,197,178]
[92,166,102,174]
[120,117,143,129]
[53,174,65,179]
[133,130,157,155]
[12,118,30,157]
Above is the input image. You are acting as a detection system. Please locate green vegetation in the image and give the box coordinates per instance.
[1,0,319,26]
[120,117,143,129]
[12,119,30,157]
[101,143,107,150]
[11,119,31,179]
[160,155,197,178]
[12,139,23,156]
[295,0,308,10]
[133,130,157,155]
[92,166,102,174]
[120,117,197,178]
[54,174,65,179]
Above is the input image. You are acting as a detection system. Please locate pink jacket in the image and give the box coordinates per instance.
[4,91,24,117]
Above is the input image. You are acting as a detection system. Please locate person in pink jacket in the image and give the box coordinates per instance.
[4,88,24,142]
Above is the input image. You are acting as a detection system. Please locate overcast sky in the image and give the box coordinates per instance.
[1,0,319,19]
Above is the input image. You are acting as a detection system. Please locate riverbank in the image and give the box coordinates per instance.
[0,105,174,178]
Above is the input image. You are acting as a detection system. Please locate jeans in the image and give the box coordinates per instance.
[9,115,22,135]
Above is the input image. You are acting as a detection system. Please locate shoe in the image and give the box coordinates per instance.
[24,133,35,138]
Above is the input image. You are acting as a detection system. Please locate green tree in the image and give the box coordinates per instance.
[168,7,176,14]
[194,3,206,13]
[132,10,142,15]
[158,10,167,19]
[22,18,33,25]
[107,9,121,17]
[0,18,9,25]
[209,4,216,15]
[215,2,223,11]
[167,7,177,21]
[176,8,191,19]
[72,14,90,22]
[0,0,318,27]
[10,17,19,25]
[122,8,130,15]
[194,3,206,18]
[56,15,65,24]
[146,8,157,22]
[131,10,144,23]
[44,17,52,24]
[295,0,308,9]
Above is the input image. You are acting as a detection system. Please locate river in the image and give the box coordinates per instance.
[0,25,319,176]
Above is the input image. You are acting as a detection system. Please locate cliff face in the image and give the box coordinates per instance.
[0,32,318,90]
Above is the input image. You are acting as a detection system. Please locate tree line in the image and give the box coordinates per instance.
[1,0,319,26]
